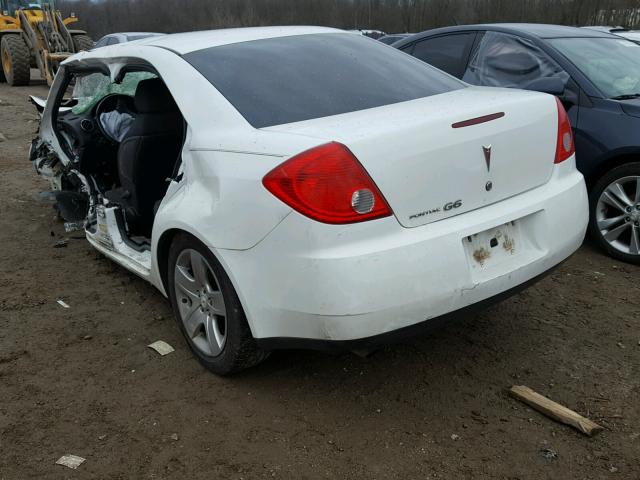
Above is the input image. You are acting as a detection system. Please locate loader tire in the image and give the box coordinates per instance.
[1,34,30,86]
[72,34,94,52]
[0,47,5,83]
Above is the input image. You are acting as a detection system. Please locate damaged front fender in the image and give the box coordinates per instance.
[30,136,92,226]
[30,137,63,189]
[29,96,47,117]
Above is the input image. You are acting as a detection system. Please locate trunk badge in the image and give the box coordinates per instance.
[482,145,492,172]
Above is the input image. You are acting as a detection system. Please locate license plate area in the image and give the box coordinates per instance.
[463,221,524,280]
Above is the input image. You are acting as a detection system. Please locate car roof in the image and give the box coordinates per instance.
[399,23,618,43]
[137,26,343,54]
[482,23,618,38]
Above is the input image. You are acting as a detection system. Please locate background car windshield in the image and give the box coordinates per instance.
[550,37,640,98]
[185,33,464,128]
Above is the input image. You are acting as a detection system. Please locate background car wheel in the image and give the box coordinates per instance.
[1,34,30,86]
[167,233,268,375]
[589,162,640,265]
[72,34,94,52]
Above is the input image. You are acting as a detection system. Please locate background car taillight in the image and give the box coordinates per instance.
[555,97,575,164]
[262,142,392,224]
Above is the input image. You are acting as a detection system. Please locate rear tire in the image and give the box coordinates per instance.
[72,34,94,52]
[1,34,30,86]
[588,162,640,265]
[167,233,268,375]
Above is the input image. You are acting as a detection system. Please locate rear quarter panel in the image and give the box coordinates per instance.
[151,149,292,253]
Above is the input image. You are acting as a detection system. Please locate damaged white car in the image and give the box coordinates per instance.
[32,27,589,375]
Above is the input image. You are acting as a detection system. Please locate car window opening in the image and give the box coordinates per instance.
[53,69,186,248]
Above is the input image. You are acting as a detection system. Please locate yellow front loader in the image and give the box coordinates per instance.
[0,0,93,86]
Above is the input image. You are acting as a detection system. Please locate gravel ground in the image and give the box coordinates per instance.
[0,77,639,479]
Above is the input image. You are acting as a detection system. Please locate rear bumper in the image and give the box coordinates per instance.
[216,159,588,344]
[254,263,562,352]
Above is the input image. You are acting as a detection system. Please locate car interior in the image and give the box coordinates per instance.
[53,71,185,247]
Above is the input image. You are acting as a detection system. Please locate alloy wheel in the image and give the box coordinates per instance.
[173,249,227,357]
[596,175,640,256]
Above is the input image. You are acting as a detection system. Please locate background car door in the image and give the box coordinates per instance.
[463,31,582,130]
[407,33,477,78]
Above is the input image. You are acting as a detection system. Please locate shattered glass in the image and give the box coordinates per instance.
[71,71,157,115]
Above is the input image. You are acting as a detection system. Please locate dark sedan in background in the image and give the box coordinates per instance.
[394,24,640,264]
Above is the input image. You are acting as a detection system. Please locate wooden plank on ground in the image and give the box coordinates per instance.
[509,385,603,436]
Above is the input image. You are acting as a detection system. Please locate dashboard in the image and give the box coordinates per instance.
[56,94,136,182]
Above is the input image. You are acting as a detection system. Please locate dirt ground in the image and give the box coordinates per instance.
[0,76,639,480]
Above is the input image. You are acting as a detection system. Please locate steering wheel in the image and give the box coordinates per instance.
[94,93,137,143]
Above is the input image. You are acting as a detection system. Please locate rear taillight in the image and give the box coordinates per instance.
[554,97,575,164]
[262,142,392,224]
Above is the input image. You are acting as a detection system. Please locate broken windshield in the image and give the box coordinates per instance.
[71,71,157,115]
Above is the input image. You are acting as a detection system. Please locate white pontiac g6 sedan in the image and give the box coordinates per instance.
[31,27,589,374]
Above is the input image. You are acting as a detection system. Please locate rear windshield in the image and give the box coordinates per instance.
[185,33,464,128]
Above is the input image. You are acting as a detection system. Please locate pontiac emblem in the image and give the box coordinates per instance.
[482,145,492,172]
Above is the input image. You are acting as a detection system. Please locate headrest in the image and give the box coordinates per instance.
[134,78,179,114]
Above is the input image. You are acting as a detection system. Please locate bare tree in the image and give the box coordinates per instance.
[57,0,640,39]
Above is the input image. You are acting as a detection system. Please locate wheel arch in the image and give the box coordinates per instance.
[154,226,260,337]
[156,227,183,295]
[585,150,640,191]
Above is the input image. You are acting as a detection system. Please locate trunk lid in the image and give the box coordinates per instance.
[264,87,558,228]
